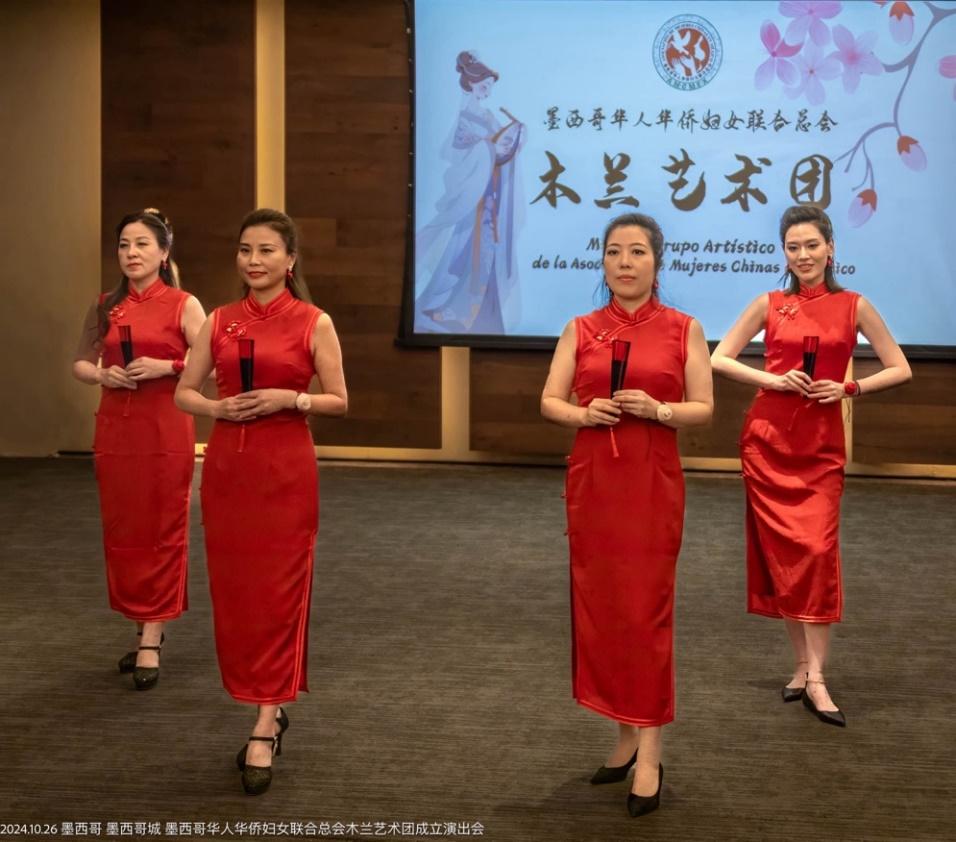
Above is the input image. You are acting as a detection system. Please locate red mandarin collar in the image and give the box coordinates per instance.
[126,278,167,304]
[798,282,829,300]
[608,295,663,325]
[242,287,295,319]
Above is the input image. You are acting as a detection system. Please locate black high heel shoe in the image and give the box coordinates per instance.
[781,660,808,702]
[241,733,283,796]
[781,684,805,703]
[118,630,142,674]
[590,749,637,784]
[237,708,289,771]
[119,631,165,674]
[132,641,162,691]
[802,675,846,727]
[626,763,663,817]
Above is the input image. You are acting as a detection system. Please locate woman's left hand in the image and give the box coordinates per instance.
[807,379,845,404]
[235,389,295,418]
[613,389,660,419]
[126,357,172,381]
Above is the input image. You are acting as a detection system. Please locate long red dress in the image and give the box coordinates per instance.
[741,284,860,623]
[201,289,322,704]
[93,280,194,621]
[565,297,692,726]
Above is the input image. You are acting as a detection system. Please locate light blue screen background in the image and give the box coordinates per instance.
[413,0,956,345]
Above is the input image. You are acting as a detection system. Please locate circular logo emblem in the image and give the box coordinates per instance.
[653,15,723,91]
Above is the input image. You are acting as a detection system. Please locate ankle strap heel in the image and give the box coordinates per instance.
[132,642,163,692]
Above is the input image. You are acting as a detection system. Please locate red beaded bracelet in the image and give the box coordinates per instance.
[171,359,185,375]
[843,380,860,397]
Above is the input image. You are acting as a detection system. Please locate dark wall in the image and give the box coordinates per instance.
[101,0,256,313]
[286,0,441,449]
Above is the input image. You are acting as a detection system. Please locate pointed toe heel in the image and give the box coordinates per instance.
[781,685,804,703]
[590,749,637,785]
[803,676,846,727]
[626,763,663,818]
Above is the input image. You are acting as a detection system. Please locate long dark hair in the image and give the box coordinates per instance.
[237,208,312,303]
[594,212,665,307]
[97,208,179,341]
[779,204,844,295]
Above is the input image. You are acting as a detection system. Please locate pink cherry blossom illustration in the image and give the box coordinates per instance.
[888,1,915,44]
[940,55,956,100]
[848,189,877,227]
[830,25,883,93]
[897,135,927,170]
[755,21,802,88]
[780,1,842,47]
[786,41,842,104]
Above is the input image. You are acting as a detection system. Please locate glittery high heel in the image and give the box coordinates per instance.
[118,631,142,674]
[237,708,289,771]
[119,631,164,674]
[240,733,283,796]
[132,641,162,691]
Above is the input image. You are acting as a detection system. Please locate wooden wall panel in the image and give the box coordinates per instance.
[471,349,763,459]
[101,0,255,445]
[471,342,956,469]
[853,359,956,465]
[470,351,574,455]
[679,355,764,459]
[286,0,441,449]
[101,1,255,316]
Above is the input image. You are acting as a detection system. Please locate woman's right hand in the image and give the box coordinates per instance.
[98,366,137,390]
[770,369,812,396]
[583,398,621,426]
[214,396,258,422]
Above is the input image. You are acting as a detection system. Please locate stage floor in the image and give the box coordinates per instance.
[1,458,953,841]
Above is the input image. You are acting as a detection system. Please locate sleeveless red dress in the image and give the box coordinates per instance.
[566,298,692,726]
[741,285,860,623]
[201,289,322,704]
[93,280,194,621]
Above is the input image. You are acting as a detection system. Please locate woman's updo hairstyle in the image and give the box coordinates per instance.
[97,207,180,340]
[456,51,499,91]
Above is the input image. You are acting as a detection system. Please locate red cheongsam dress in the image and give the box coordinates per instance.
[741,284,860,623]
[201,289,322,704]
[566,297,692,726]
[93,279,195,621]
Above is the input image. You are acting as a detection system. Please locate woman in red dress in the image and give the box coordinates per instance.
[712,205,911,726]
[73,209,205,690]
[175,208,347,795]
[541,213,713,817]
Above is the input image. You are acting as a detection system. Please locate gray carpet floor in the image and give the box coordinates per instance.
[1,458,953,841]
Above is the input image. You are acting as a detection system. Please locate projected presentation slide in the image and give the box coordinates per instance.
[407,0,956,349]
